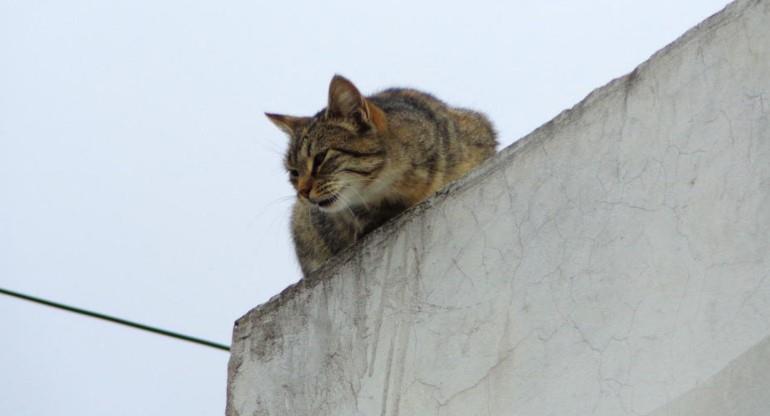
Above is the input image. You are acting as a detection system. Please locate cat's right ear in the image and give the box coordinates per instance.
[265,113,310,136]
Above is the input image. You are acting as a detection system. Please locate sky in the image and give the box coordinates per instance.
[0,0,732,414]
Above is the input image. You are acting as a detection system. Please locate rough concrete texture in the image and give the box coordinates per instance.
[227,0,770,414]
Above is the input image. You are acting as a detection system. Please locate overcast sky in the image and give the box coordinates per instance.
[0,1,732,414]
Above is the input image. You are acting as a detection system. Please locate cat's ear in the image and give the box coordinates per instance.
[326,75,386,132]
[265,113,310,136]
[327,75,365,118]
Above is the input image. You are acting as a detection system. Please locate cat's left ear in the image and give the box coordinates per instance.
[265,113,310,137]
[326,75,386,132]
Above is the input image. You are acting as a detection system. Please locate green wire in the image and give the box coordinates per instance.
[0,286,230,352]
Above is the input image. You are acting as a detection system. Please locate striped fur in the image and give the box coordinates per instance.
[267,75,497,275]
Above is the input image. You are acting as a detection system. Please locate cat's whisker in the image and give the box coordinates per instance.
[249,194,295,224]
[259,141,286,157]
[343,185,371,211]
[334,192,358,220]
[324,180,367,211]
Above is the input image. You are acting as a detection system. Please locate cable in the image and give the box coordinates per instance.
[0,286,230,352]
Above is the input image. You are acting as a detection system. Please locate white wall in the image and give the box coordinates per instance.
[226,0,770,414]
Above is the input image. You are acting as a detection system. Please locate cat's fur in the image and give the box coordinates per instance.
[266,75,497,276]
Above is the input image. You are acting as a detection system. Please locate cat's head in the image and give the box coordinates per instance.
[266,75,391,213]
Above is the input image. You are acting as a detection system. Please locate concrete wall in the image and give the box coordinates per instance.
[227,0,770,414]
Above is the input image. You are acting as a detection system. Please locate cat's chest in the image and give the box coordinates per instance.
[352,200,410,236]
[312,199,411,247]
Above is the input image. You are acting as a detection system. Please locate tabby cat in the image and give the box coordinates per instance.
[266,75,497,276]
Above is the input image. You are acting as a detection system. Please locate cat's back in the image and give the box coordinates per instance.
[369,87,497,182]
[368,87,462,126]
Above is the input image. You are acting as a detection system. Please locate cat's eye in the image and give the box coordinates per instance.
[288,169,298,178]
[312,150,329,175]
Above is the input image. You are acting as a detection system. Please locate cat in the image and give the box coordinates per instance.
[266,75,497,276]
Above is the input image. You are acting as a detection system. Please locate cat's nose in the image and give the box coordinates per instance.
[298,177,314,198]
